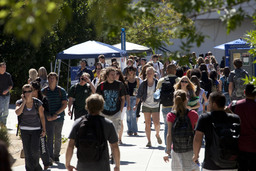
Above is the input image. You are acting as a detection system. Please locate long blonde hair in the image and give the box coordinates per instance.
[172,90,187,117]
[174,76,196,94]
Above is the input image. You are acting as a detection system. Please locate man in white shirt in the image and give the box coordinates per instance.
[152,54,164,79]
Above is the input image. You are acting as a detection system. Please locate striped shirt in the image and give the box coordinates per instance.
[42,86,67,121]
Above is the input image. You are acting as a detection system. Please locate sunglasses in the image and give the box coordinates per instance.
[23,90,32,94]
[181,80,188,83]
[81,78,87,81]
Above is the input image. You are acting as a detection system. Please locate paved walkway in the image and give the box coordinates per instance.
[7,105,204,171]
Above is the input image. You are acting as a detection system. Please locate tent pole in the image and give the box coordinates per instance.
[67,59,70,91]
[54,59,58,73]
[57,59,61,84]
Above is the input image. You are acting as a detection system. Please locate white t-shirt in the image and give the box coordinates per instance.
[142,81,159,108]
[153,61,164,79]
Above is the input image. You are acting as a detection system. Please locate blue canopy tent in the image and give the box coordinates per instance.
[214,38,255,76]
[214,38,251,66]
[54,40,127,88]
[112,42,152,54]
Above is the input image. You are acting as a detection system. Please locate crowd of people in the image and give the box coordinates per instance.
[0,51,255,171]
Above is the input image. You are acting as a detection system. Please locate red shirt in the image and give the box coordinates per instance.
[229,98,256,153]
[167,110,199,129]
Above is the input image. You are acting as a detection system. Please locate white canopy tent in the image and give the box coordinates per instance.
[113,42,152,53]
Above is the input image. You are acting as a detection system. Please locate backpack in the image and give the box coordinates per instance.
[231,69,247,99]
[171,109,194,153]
[222,76,229,92]
[16,99,40,136]
[75,115,106,162]
[160,76,177,106]
[209,113,240,168]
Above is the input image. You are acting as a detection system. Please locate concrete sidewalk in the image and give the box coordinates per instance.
[8,105,204,171]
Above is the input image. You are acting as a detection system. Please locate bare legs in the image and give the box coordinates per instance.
[143,112,161,146]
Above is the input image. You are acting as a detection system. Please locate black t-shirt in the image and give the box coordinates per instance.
[96,80,126,115]
[0,72,13,96]
[195,111,240,170]
[69,115,118,170]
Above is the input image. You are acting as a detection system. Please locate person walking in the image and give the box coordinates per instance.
[0,62,13,126]
[41,72,68,162]
[193,92,240,170]
[164,90,199,171]
[65,94,120,171]
[219,67,230,106]
[15,84,46,171]
[156,64,179,145]
[229,58,249,101]
[76,59,94,81]
[134,66,162,147]
[229,84,256,171]
[68,72,95,120]
[125,66,139,136]
[96,67,126,134]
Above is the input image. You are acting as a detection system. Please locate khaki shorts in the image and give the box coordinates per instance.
[101,111,121,133]
[142,106,160,113]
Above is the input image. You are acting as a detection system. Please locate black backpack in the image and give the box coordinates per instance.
[171,109,194,153]
[160,76,177,106]
[75,115,106,162]
[209,113,240,168]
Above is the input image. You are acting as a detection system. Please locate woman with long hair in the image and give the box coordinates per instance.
[134,66,162,147]
[200,71,213,98]
[30,80,52,169]
[115,68,129,144]
[164,90,199,171]
[209,70,220,93]
[15,84,46,171]
[174,76,200,110]
[38,66,48,88]
[190,76,208,115]
[125,66,140,136]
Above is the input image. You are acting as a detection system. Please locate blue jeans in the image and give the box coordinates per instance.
[224,93,231,106]
[162,107,172,145]
[0,95,10,125]
[20,129,42,171]
[126,96,138,133]
[45,120,63,159]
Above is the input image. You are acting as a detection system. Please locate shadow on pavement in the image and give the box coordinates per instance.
[145,146,165,151]
[50,162,66,169]
[120,160,136,165]
[119,143,136,147]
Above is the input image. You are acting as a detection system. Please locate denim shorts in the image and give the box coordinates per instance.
[142,106,160,113]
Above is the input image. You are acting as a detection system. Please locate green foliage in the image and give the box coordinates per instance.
[243,75,256,86]
[0,125,10,147]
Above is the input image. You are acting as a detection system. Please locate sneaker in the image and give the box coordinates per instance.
[133,132,138,136]
[146,142,152,147]
[156,135,162,144]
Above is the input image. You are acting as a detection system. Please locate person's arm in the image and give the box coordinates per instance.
[88,81,96,93]
[192,130,204,163]
[219,79,223,92]
[68,97,74,116]
[126,95,130,111]
[229,82,233,97]
[202,92,208,113]
[38,105,46,137]
[110,142,120,171]
[55,100,68,115]
[3,86,12,95]
[15,95,26,116]
[163,121,173,162]
[120,96,125,113]
[65,139,77,171]
[133,98,141,111]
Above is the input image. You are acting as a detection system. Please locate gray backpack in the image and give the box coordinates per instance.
[231,69,248,100]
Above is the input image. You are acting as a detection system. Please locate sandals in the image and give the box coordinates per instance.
[156,135,162,144]
[146,142,152,147]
